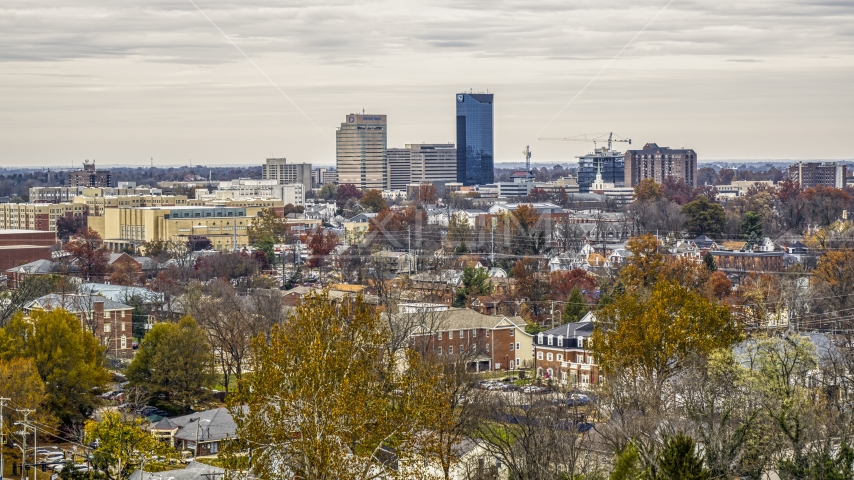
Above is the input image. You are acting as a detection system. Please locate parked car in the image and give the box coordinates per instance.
[566,393,591,406]
[521,385,548,394]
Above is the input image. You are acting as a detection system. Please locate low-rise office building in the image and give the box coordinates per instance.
[89,205,261,252]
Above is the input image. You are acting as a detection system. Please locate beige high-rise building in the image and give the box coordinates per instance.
[408,143,457,185]
[262,158,312,190]
[336,113,387,190]
[387,148,411,190]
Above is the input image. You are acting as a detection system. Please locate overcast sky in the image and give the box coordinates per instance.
[1,0,852,168]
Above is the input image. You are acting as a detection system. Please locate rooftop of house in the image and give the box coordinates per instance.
[5,259,57,274]
[129,461,225,480]
[401,307,526,333]
[24,293,132,312]
[150,407,244,443]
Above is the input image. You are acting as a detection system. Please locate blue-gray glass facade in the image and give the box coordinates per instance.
[577,153,625,193]
[455,93,494,186]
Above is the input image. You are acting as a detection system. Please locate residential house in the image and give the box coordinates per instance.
[408,308,534,371]
[343,212,377,244]
[401,436,507,480]
[669,240,701,261]
[129,462,225,480]
[691,235,719,253]
[534,314,600,388]
[23,293,134,358]
[5,259,60,288]
[149,407,242,456]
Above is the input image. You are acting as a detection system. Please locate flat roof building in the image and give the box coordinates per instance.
[788,162,847,189]
[336,113,387,190]
[409,143,457,186]
[624,143,697,188]
[69,160,112,188]
[456,93,494,186]
[262,158,312,191]
[387,148,411,191]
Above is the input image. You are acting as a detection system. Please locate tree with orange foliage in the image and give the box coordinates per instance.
[633,178,664,203]
[802,185,851,227]
[368,206,426,248]
[109,261,143,286]
[813,249,854,312]
[619,234,664,290]
[660,256,710,293]
[415,183,438,205]
[63,227,110,280]
[304,228,341,268]
[512,258,548,318]
[704,270,732,300]
[360,189,387,213]
[505,204,549,256]
[549,268,597,301]
[592,281,741,387]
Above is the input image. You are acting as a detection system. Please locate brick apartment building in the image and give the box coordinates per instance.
[533,315,599,389]
[23,293,134,358]
[408,308,534,371]
[788,162,847,189]
[0,229,57,272]
[624,143,697,188]
[69,160,112,188]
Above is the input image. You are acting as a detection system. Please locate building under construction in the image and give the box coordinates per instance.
[577,149,625,193]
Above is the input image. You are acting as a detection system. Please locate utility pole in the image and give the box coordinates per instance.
[15,409,33,480]
[407,225,412,275]
[0,398,9,479]
[490,224,495,264]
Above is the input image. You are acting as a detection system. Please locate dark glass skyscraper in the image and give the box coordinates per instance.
[455,93,493,185]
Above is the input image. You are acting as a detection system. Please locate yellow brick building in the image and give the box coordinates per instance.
[92,205,264,252]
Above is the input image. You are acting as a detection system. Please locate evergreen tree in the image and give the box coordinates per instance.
[703,252,716,272]
[655,434,710,480]
[562,286,588,323]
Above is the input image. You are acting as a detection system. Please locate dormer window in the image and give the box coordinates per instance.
[578,336,584,348]
[538,333,544,345]
[557,336,563,347]
[547,335,553,346]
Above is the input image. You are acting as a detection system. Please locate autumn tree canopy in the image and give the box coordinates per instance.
[232,291,443,480]
[360,189,387,213]
[64,226,110,279]
[592,281,741,386]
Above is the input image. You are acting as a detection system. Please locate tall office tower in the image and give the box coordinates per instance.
[409,144,457,185]
[387,148,411,190]
[336,113,387,190]
[455,93,494,186]
[624,143,697,188]
[577,150,625,193]
[69,160,112,188]
[262,158,312,190]
[788,162,847,189]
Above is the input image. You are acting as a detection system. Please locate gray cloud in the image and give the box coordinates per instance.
[0,0,852,165]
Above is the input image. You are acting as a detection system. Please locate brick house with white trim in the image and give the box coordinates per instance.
[407,308,534,371]
[533,313,600,389]
[23,293,134,358]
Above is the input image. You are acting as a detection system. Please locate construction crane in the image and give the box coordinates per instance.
[539,132,631,152]
[522,145,532,173]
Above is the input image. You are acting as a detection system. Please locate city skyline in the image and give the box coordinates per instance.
[1,0,852,167]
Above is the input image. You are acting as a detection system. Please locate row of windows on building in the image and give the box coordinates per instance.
[103,335,129,349]
[539,368,590,385]
[538,333,585,348]
[436,328,515,340]
[537,351,593,364]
